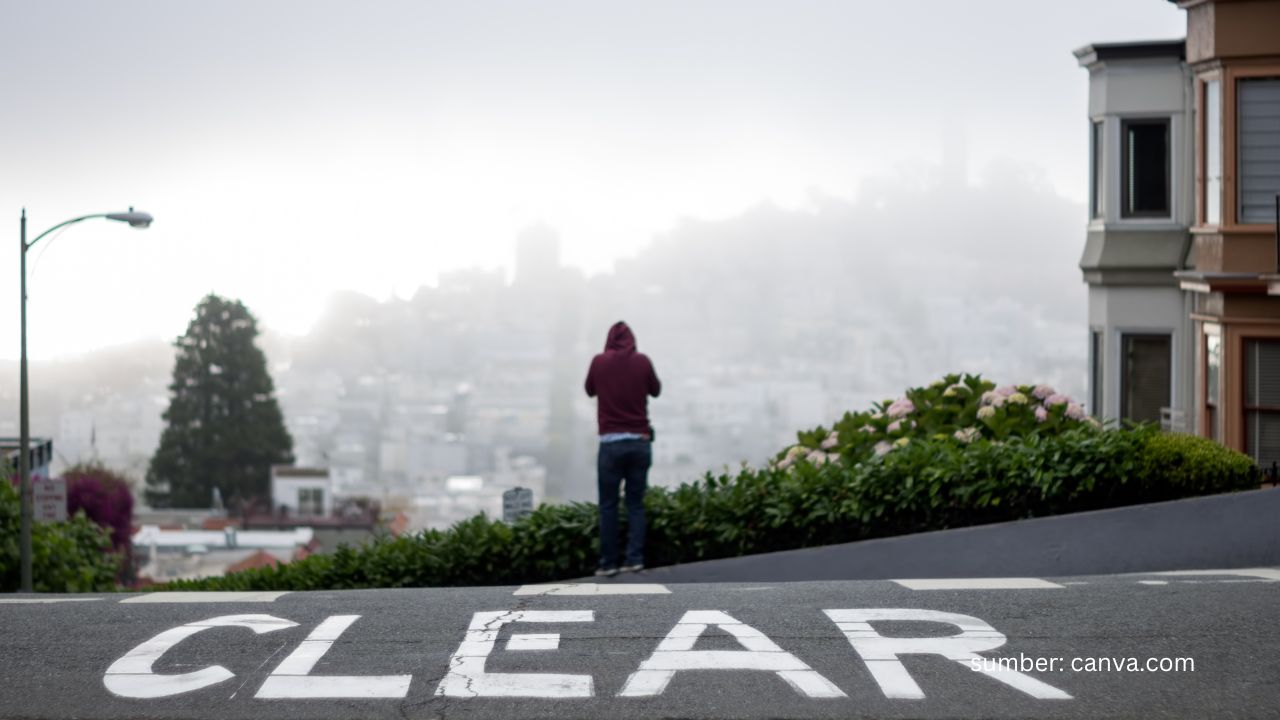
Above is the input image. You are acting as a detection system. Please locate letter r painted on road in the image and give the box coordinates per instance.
[620,610,846,699]
[103,614,298,699]
[256,615,412,699]
[823,609,1071,700]
[434,610,595,698]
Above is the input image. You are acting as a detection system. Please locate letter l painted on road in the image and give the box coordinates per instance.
[256,615,412,698]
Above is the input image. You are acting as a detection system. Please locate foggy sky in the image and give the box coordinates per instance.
[1,0,1184,359]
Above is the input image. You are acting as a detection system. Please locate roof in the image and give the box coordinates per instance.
[1074,39,1186,66]
[225,549,282,574]
[271,466,330,478]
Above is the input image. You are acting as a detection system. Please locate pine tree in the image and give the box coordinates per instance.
[145,294,293,509]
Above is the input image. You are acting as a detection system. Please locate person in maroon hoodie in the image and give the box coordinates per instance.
[585,321,661,576]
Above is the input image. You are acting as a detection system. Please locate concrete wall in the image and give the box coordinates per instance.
[622,488,1280,583]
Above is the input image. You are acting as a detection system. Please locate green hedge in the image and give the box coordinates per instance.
[162,425,1259,591]
[0,479,121,592]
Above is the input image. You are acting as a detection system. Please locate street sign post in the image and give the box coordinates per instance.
[502,487,533,523]
[33,476,67,523]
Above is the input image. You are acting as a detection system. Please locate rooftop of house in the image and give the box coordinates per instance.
[271,466,331,478]
[1074,39,1186,66]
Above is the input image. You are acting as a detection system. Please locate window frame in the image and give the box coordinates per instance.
[1120,117,1172,219]
[1119,331,1173,423]
[1243,337,1280,466]
[1090,329,1103,418]
[1090,120,1104,219]
[1203,324,1222,442]
[1235,76,1280,226]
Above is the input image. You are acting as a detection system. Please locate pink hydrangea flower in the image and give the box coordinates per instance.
[887,420,902,432]
[873,441,892,456]
[1033,384,1055,400]
[1045,393,1069,407]
[1065,403,1085,420]
[995,385,1016,397]
[1035,406,1048,422]
[887,398,915,419]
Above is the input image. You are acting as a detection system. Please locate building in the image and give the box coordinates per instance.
[1074,39,1197,429]
[1077,0,1280,469]
[132,524,313,582]
[270,466,333,518]
[1,437,52,479]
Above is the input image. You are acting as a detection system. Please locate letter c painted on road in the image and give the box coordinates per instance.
[104,614,299,699]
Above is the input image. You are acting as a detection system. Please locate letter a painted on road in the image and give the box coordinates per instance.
[256,615,412,699]
[103,614,298,699]
[619,610,845,698]
[824,609,1071,700]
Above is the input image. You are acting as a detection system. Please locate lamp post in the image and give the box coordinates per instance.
[18,208,153,593]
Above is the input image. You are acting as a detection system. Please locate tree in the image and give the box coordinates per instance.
[146,294,293,509]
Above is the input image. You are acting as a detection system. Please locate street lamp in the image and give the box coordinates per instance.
[17,207,154,593]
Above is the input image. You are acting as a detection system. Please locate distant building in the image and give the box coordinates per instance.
[1,437,53,479]
[270,465,333,517]
[132,524,313,582]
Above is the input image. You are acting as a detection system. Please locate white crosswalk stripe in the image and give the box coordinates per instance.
[514,583,670,596]
[120,592,290,603]
[893,578,1063,590]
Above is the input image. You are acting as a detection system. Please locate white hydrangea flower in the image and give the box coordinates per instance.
[977,406,996,420]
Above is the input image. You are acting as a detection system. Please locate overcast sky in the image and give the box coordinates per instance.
[1,0,1184,360]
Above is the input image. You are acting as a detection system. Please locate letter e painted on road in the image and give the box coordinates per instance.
[434,610,594,698]
[103,614,298,699]
[619,610,845,698]
[256,615,412,699]
[823,609,1071,700]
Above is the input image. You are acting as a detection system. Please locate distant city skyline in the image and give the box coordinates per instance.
[1,1,1184,360]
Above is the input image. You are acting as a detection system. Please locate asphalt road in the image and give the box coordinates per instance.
[1,568,1278,719]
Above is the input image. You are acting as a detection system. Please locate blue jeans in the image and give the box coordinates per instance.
[597,439,651,569]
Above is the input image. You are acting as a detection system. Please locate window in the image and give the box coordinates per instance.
[1120,333,1171,423]
[1090,330,1103,417]
[1205,79,1222,225]
[1237,78,1280,224]
[1091,120,1104,218]
[1244,339,1280,467]
[298,487,324,516]
[1121,119,1170,217]
[1206,330,1221,441]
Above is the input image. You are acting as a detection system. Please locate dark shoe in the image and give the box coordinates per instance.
[594,566,619,577]
[620,563,644,573]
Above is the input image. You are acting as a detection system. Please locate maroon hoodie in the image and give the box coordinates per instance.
[584,322,661,436]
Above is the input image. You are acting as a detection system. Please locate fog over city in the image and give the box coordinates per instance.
[0,1,1186,514]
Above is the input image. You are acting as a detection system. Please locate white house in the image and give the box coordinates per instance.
[1074,39,1197,429]
[270,466,333,518]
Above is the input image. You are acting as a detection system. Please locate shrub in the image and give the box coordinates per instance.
[65,463,135,583]
[162,375,1260,592]
[0,478,120,592]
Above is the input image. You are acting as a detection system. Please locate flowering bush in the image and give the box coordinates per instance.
[773,373,1096,470]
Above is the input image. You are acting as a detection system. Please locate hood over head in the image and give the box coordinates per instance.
[605,321,636,353]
